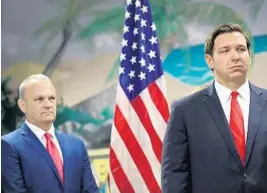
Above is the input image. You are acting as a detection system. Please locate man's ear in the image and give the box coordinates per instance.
[18,99,26,114]
[249,49,252,64]
[205,54,214,71]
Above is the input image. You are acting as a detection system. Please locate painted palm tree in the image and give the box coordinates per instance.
[34,0,106,77]
[78,0,265,82]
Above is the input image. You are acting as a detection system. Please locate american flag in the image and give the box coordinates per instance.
[109,0,169,192]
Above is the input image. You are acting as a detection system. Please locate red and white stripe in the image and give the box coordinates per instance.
[109,76,169,193]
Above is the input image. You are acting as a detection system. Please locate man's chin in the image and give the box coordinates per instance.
[41,118,55,124]
[229,75,247,85]
[230,71,247,79]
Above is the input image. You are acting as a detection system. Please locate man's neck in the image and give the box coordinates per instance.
[26,120,53,132]
[215,78,246,91]
[38,124,52,132]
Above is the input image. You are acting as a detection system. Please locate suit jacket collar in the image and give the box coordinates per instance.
[24,120,57,142]
[214,80,250,106]
[203,83,243,168]
[245,83,266,166]
[204,81,264,98]
[20,123,65,187]
[55,127,71,192]
[203,81,266,168]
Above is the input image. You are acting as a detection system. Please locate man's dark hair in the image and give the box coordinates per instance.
[204,23,251,56]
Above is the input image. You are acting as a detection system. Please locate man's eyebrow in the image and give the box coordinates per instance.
[218,45,230,49]
[34,95,44,98]
[236,44,247,48]
[218,44,246,49]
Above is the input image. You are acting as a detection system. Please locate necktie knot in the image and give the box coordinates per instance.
[44,133,52,141]
[231,91,239,98]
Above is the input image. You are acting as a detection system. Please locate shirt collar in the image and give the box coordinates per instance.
[238,80,250,101]
[25,120,56,140]
[214,80,250,105]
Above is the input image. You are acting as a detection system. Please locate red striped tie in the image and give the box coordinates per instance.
[44,133,64,183]
[229,91,245,165]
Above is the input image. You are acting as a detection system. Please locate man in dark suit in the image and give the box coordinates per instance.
[161,23,267,193]
[2,74,99,193]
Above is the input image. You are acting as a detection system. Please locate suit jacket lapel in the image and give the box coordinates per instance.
[21,123,63,186]
[56,131,69,191]
[203,83,244,168]
[245,83,266,167]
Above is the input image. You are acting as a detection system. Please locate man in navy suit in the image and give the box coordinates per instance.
[162,23,267,193]
[2,74,99,193]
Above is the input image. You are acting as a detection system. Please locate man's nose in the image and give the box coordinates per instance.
[44,98,53,107]
[231,50,240,60]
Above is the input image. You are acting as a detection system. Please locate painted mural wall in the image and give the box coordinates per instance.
[2,0,267,191]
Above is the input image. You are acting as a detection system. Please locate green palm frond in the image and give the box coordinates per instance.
[150,6,167,40]
[181,2,250,31]
[78,8,125,40]
[150,0,166,6]
[181,2,253,50]
[164,0,192,11]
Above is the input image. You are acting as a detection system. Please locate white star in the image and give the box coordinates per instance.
[126,0,132,5]
[138,71,146,80]
[141,33,146,41]
[148,50,156,59]
[134,14,140,21]
[119,66,125,75]
[130,56,136,64]
[127,84,134,92]
[141,19,147,27]
[147,63,155,72]
[135,0,141,7]
[140,45,145,53]
[151,23,156,31]
[133,28,138,36]
[125,11,131,19]
[123,25,129,33]
[139,58,146,67]
[149,36,157,45]
[131,42,137,50]
[141,5,148,13]
[120,53,126,61]
[121,38,128,47]
[128,70,135,78]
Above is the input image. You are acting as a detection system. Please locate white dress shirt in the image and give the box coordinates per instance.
[25,120,64,162]
[214,80,250,142]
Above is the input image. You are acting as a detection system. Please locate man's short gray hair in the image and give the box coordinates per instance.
[19,74,51,99]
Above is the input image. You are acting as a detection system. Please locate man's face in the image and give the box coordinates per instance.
[206,32,250,84]
[18,79,57,128]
